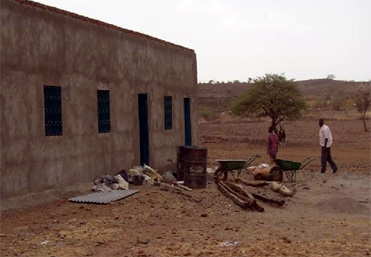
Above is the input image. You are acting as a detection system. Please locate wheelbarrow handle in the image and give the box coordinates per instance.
[244,154,261,168]
[300,158,315,169]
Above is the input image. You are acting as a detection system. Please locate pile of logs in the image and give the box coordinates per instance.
[216,179,286,212]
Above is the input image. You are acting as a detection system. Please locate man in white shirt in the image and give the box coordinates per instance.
[319,119,338,173]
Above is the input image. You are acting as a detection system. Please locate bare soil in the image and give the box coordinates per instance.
[1,119,370,257]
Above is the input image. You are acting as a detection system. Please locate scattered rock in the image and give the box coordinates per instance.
[282,237,291,244]
[137,238,150,245]
[67,218,77,224]
[220,241,238,247]
[96,239,106,245]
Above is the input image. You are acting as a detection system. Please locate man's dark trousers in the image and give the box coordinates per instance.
[321,147,337,173]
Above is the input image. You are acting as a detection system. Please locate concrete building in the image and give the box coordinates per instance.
[0,0,198,201]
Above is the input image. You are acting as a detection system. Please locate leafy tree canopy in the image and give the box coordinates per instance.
[230,73,306,128]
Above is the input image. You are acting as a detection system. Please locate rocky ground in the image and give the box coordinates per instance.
[1,118,370,257]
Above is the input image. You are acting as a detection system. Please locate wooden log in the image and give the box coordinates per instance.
[227,181,285,206]
[251,193,285,206]
[175,184,192,191]
[219,181,255,207]
[158,182,183,191]
[235,178,269,187]
[220,181,264,212]
[157,182,201,202]
[217,182,251,209]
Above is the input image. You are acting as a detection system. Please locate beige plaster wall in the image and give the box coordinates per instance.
[0,0,198,199]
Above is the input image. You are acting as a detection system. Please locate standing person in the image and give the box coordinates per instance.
[267,126,279,160]
[278,124,286,146]
[319,119,338,173]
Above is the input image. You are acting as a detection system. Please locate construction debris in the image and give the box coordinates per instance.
[69,190,139,204]
[156,182,200,202]
[143,164,163,182]
[92,175,120,192]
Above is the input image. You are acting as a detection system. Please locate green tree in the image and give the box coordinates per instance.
[352,85,371,132]
[332,94,346,111]
[327,74,336,80]
[230,74,306,129]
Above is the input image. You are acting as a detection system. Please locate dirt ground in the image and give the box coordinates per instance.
[1,118,370,257]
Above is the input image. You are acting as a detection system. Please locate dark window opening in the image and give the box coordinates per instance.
[97,90,111,133]
[164,96,173,130]
[44,85,63,136]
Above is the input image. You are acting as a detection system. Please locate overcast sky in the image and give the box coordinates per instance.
[33,0,371,82]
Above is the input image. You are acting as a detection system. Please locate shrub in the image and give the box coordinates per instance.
[198,107,218,120]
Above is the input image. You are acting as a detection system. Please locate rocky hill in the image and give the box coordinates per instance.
[197,79,370,113]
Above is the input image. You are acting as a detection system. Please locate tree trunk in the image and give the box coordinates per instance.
[271,118,277,132]
[362,115,368,132]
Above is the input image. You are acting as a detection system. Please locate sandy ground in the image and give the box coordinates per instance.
[1,119,370,257]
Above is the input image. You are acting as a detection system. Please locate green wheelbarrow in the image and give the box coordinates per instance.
[214,154,261,181]
[272,157,315,183]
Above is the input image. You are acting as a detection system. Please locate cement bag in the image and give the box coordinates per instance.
[143,164,163,182]
[269,182,296,196]
[143,174,155,185]
[128,167,144,183]
[114,174,129,190]
[92,183,112,193]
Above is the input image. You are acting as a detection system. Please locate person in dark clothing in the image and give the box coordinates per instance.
[278,124,286,146]
[319,119,338,173]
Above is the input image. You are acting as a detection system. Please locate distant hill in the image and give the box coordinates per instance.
[197,79,370,112]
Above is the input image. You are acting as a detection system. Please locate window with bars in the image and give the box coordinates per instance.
[44,85,63,136]
[97,90,111,133]
[164,96,173,130]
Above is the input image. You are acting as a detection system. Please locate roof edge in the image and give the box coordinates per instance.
[11,0,195,54]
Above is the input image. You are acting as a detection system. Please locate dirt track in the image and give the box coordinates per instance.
[1,119,370,257]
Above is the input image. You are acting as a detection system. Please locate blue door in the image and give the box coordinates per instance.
[184,98,192,146]
[138,94,149,165]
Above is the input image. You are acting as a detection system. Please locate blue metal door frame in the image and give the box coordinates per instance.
[184,98,192,146]
[138,94,149,165]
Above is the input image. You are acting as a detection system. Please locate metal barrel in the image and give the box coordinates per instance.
[177,146,207,188]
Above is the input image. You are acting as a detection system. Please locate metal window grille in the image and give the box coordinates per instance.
[44,85,63,136]
[164,96,173,130]
[97,90,111,133]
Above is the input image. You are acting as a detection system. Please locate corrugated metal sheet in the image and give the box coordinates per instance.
[69,190,139,204]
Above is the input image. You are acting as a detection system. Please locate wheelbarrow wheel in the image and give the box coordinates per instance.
[214,168,228,181]
[269,166,283,182]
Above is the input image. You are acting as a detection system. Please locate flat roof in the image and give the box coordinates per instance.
[11,0,195,53]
